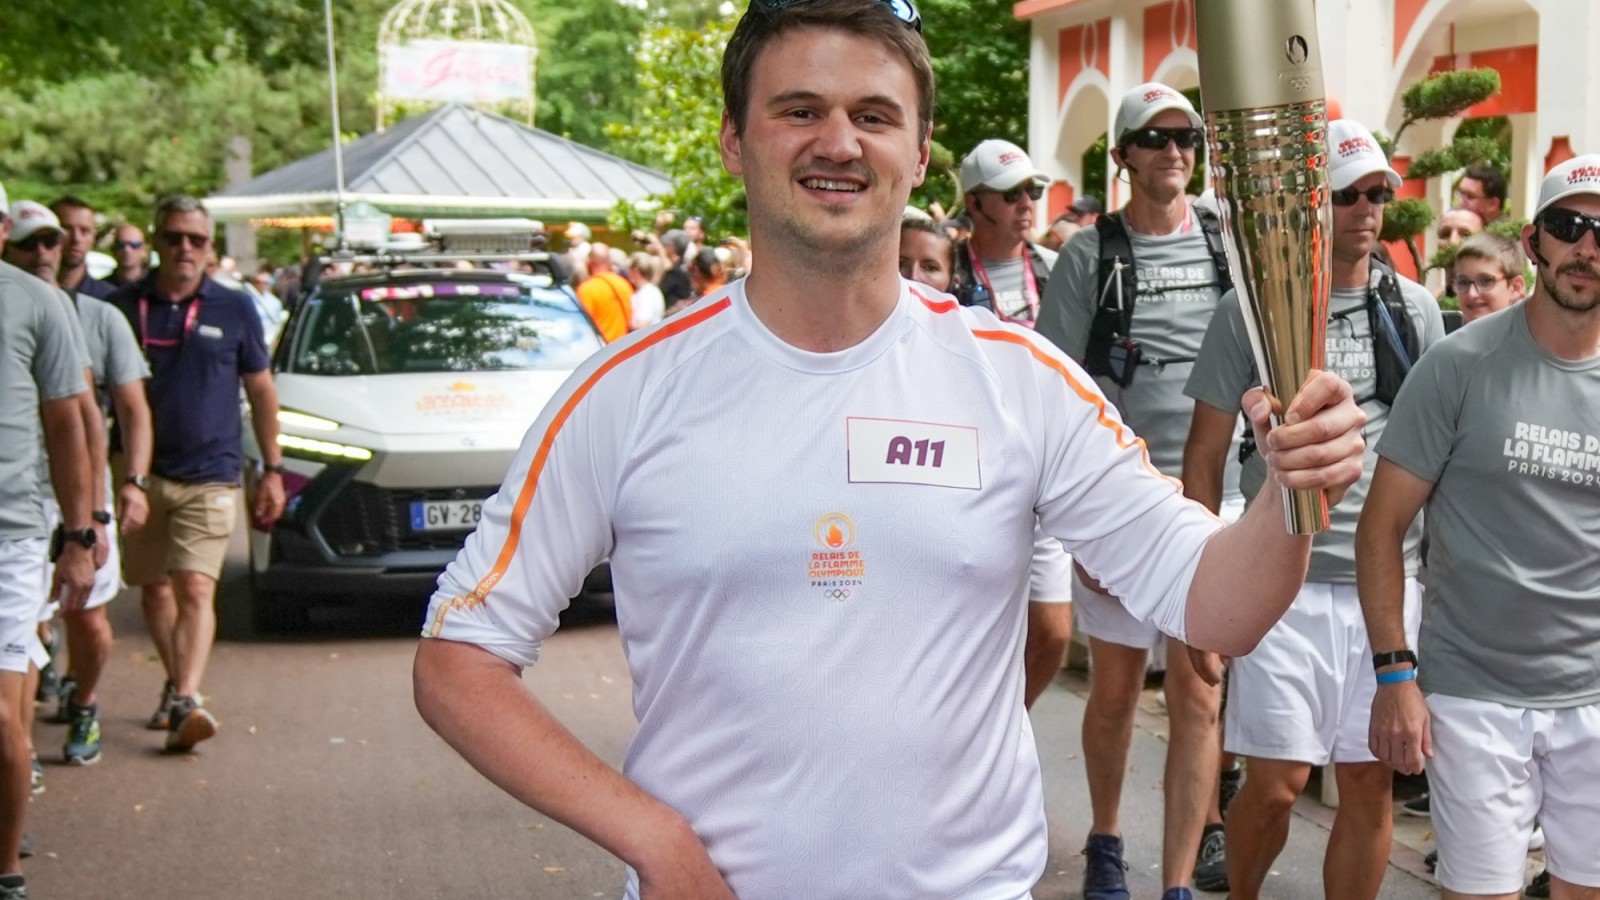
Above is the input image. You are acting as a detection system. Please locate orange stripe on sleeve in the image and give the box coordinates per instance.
[426,297,734,636]
[970,328,1182,489]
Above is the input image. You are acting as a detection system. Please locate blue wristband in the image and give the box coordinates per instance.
[1376,667,1418,685]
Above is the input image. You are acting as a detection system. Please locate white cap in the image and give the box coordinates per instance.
[1534,154,1600,219]
[902,205,933,222]
[1326,119,1402,191]
[959,140,1050,194]
[1115,83,1202,142]
[7,201,63,244]
[565,221,591,242]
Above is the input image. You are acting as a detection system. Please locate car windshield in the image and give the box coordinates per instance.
[287,277,602,375]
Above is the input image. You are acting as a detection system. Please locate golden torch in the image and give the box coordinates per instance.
[1197,0,1331,534]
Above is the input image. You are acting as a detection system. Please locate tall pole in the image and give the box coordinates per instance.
[325,0,349,249]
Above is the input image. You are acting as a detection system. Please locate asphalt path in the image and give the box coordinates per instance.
[24,527,1441,898]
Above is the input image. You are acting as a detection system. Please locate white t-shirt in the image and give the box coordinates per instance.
[425,279,1222,899]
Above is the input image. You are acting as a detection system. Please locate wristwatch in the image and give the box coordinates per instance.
[125,473,150,492]
[1372,649,1418,670]
[262,462,286,475]
[91,510,112,525]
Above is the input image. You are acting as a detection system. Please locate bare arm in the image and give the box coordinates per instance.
[76,370,110,566]
[1357,459,1434,775]
[413,640,734,898]
[1184,372,1365,657]
[1181,400,1236,515]
[241,369,286,527]
[111,379,153,531]
[42,393,95,607]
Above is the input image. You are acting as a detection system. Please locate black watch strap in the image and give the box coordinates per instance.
[263,462,285,475]
[91,510,112,525]
[1373,649,1418,670]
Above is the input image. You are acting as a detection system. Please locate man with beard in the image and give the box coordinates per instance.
[1362,155,1600,900]
[411,3,1370,897]
[50,197,116,300]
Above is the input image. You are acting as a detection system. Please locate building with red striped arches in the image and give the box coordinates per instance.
[1018,0,1597,279]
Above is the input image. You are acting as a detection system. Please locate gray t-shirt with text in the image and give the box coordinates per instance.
[36,291,150,494]
[1377,304,1600,708]
[1187,276,1445,582]
[0,263,92,539]
[974,245,1057,325]
[1037,215,1238,486]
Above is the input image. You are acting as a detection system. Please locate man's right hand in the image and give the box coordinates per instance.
[1369,678,1431,775]
[51,543,95,611]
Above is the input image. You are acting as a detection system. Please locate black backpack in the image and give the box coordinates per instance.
[1083,207,1233,386]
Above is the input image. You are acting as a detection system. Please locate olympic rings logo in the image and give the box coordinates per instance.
[824,588,852,600]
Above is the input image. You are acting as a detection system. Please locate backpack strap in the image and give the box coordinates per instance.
[1083,213,1137,375]
[1194,205,1234,294]
[1366,255,1419,365]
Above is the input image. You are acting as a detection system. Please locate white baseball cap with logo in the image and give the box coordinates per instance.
[1115,82,1202,142]
[7,201,64,245]
[1534,154,1600,219]
[1326,120,1402,191]
[960,140,1050,195]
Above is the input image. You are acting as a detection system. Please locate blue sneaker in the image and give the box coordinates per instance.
[1082,833,1130,900]
[1162,889,1196,900]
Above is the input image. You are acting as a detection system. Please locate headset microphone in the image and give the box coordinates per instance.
[1530,230,1550,267]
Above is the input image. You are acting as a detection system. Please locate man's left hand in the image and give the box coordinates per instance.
[1243,369,1366,506]
[254,472,286,528]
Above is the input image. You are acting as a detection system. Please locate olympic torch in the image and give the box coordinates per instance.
[1197,0,1331,534]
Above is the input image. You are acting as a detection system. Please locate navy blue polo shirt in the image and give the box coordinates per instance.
[74,274,117,301]
[111,274,270,484]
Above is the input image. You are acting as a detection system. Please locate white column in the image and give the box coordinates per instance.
[1535,0,1600,160]
[1029,20,1059,175]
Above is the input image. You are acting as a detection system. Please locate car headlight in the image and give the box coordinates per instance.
[278,433,374,462]
[278,409,341,431]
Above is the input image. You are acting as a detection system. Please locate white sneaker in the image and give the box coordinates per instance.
[1528,825,1545,851]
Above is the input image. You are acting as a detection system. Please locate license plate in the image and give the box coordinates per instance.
[410,499,483,532]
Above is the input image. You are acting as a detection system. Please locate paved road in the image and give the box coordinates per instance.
[25,532,1447,898]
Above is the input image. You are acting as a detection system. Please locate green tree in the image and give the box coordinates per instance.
[917,0,1029,208]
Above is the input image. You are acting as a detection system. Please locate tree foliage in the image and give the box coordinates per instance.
[917,0,1029,206]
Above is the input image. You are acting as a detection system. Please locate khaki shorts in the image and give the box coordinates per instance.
[121,476,240,585]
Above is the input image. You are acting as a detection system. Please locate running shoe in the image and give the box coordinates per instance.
[1218,764,1243,820]
[29,758,43,796]
[1525,869,1550,898]
[18,834,33,858]
[0,873,26,899]
[1527,824,1545,851]
[1161,890,1195,900]
[1402,792,1431,817]
[34,631,60,704]
[165,695,217,752]
[1193,824,1229,892]
[1082,833,1131,900]
[1424,849,1437,871]
[47,675,76,725]
[64,702,102,765]
[147,679,177,731]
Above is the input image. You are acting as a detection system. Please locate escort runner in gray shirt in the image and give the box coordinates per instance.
[0,262,91,539]
[1187,279,1445,582]
[977,248,1056,322]
[1377,304,1600,707]
[35,290,150,493]
[1038,215,1232,479]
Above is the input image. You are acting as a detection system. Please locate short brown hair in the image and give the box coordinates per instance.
[721,0,934,140]
[1454,231,1524,278]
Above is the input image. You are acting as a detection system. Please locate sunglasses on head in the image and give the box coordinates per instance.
[1330,185,1395,207]
[159,231,211,249]
[984,182,1045,204]
[113,239,145,251]
[15,232,63,252]
[1539,207,1600,246]
[756,0,922,32]
[1123,126,1203,152]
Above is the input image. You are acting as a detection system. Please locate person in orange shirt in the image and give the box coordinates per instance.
[575,242,634,342]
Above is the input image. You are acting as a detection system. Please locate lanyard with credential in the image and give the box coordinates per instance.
[968,245,1039,327]
[138,296,201,352]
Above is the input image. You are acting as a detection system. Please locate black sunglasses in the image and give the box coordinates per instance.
[158,231,212,249]
[113,239,145,251]
[1330,185,1395,207]
[983,182,1045,204]
[1540,207,1600,246]
[757,0,922,32]
[15,232,63,251]
[1123,126,1203,152]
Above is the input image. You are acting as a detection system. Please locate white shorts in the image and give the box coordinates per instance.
[1075,496,1243,648]
[1428,693,1600,894]
[1225,578,1422,766]
[40,496,122,614]
[1028,519,1073,604]
[0,539,51,674]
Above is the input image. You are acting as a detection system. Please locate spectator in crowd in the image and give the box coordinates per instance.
[412,5,1368,897]
[1185,119,1445,900]
[575,242,634,342]
[564,223,592,288]
[1453,231,1528,325]
[684,215,708,260]
[1037,82,1242,900]
[1362,154,1600,900]
[1041,213,1078,251]
[109,196,285,754]
[658,229,694,310]
[941,213,972,244]
[109,225,149,288]
[1067,195,1104,229]
[897,216,956,290]
[0,184,97,898]
[243,265,287,348]
[950,139,1054,326]
[1436,206,1485,246]
[1456,164,1509,225]
[50,197,116,301]
[8,199,153,770]
[626,252,665,331]
[686,247,727,302]
[652,210,675,236]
